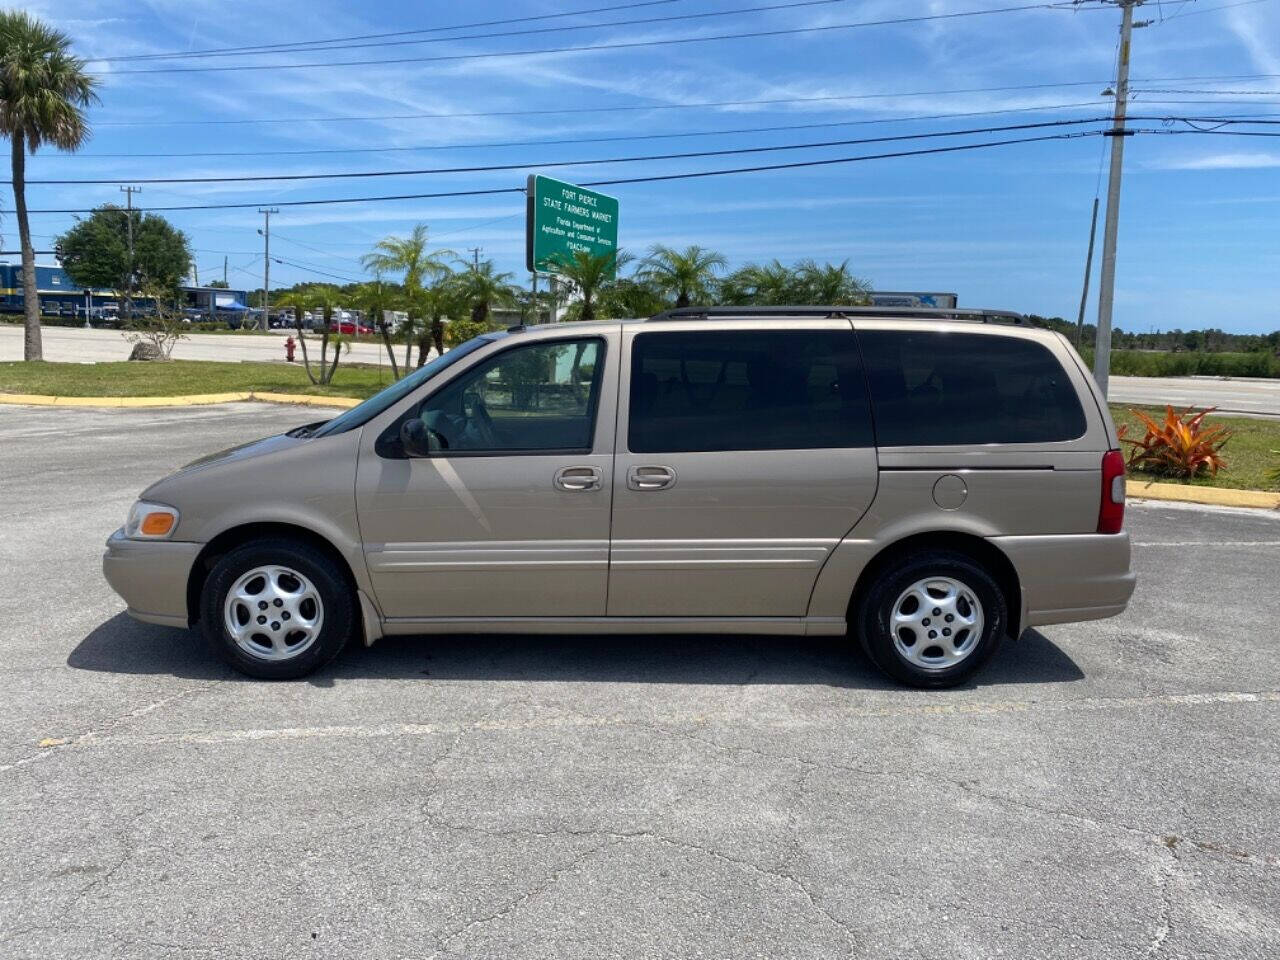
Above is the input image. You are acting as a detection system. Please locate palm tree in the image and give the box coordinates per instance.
[451,259,517,326]
[412,283,460,364]
[794,259,871,305]
[597,277,667,319]
[549,249,633,322]
[352,278,402,378]
[276,285,346,385]
[723,260,798,305]
[639,244,726,308]
[361,224,453,368]
[0,11,99,361]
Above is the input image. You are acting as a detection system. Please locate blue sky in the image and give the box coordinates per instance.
[12,0,1280,333]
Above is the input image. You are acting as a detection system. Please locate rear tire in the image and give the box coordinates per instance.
[201,538,355,680]
[855,549,1007,689]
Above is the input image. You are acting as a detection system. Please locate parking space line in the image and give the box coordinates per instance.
[41,688,1280,752]
[1133,540,1280,547]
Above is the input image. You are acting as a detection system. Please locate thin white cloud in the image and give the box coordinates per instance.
[1153,152,1280,170]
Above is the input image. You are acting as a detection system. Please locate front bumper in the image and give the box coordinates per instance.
[102,528,203,628]
[992,531,1137,630]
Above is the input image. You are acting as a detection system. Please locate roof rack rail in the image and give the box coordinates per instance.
[647,305,1026,325]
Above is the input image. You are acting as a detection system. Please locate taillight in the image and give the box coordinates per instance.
[1098,449,1126,534]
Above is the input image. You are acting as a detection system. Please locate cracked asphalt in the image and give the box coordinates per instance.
[1,402,1278,959]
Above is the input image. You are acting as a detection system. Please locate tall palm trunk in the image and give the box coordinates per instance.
[403,315,415,371]
[12,133,41,361]
[377,321,400,379]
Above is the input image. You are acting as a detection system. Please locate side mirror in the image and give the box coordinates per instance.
[399,418,433,458]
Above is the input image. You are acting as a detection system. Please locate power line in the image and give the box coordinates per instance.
[1134,88,1280,94]
[94,0,679,61]
[59,101,1118,160]
[271,255,364,284]
[18,123,1266,217]
[98,4,1101,75]
[14,117,1118,185]
[1155,0,1271,20]
[90,73,1280,126]
[22,129,1115,214]
[96,0,868,63]
[20,115,1276,186]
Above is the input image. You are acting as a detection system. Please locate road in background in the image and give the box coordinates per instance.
[1,402,1277,959]
[1107,374,1280,418]
[4,325,1280,415]
[0,323,395,366]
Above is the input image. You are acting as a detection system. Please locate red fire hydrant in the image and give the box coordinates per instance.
[285,337,296,363]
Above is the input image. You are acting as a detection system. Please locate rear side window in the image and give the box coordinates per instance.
[859,330,1086,446]
[628,330,873,453]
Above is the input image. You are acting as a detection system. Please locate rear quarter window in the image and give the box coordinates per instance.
[858,330,1087,446]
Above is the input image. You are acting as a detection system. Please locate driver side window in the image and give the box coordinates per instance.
[418,337,604,453]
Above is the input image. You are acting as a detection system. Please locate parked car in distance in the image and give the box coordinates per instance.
[329,320,374,335]
[103,306,1135,686]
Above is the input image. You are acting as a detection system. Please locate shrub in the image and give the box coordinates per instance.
[1083,349,1280,379]
[1120,405,1232,479]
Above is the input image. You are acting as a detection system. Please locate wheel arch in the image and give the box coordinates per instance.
[185,521,361,628]
[846,531,1023,639]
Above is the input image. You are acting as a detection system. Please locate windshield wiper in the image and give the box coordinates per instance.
[286,419,330,438]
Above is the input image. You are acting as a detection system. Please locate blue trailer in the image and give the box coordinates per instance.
[0,262,115,315]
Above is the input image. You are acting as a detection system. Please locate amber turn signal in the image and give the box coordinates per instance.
[140,512,176,536]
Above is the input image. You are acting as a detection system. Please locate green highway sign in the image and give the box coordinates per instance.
[526,175,620,278]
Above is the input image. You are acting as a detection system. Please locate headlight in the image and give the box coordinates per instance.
[125,501,180,539]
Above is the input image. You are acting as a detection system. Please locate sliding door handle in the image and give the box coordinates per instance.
[628,465,676,491]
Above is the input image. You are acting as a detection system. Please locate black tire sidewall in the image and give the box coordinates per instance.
[858,551,1007,688]
[201,539,355,680]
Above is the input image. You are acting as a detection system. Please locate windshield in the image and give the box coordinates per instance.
[311,334,499,438]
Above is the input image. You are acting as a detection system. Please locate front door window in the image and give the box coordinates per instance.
[417,338,605,453]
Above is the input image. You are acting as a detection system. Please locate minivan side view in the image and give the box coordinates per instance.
[103,307,1135,688]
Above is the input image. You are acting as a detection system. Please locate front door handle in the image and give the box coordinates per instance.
[554,466,601,492]
[628,465,677,491]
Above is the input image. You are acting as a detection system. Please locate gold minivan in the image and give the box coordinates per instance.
[104,307,1135,687]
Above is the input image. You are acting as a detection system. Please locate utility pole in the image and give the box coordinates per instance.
[258,208,278,331]
[468,247,482,270]
[120,185,140,318]
[223,255,228,286]
[1093,0,1148,396]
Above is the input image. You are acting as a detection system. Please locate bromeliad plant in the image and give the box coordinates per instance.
[1120,405,1232,479]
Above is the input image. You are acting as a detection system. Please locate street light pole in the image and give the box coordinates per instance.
[1092,0,1145,397]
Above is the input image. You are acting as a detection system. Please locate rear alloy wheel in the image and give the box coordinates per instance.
[856,550,1007,688]
[202,538,355,679]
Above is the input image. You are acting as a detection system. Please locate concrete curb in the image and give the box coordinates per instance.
[0,390,360,410]
[1127,479,1280,511]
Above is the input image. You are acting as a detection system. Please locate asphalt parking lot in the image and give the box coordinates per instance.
[1,402,1278,959]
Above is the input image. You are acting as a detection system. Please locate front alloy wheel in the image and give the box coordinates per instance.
[202,538,355,679]
[224,565,325,661]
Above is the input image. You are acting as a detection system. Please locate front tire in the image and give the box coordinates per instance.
[201,538,355,679]
[855,550,1007,689]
